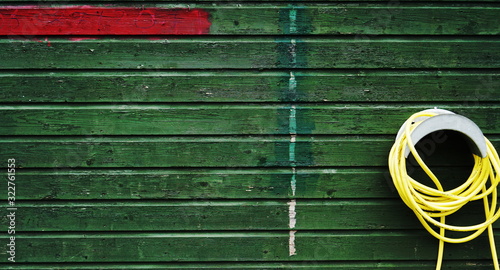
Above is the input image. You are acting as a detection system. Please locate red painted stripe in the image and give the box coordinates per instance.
[0,6,211,35]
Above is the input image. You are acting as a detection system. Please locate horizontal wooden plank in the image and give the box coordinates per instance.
[2,199,492,231]
[1,104,499,135]
[0,168,398,199]
[0,71,499,103]
[0,136,494,168]
[0,167,475,200]
[300,105,500,135]
[0,261,496,270]
[0,105,282,135]
[1,5,497,35]
[0,231,496,262]
[1,38,499,69]
[299,6,500,35]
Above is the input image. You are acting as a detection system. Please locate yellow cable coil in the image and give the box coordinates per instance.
[388,110,500,270]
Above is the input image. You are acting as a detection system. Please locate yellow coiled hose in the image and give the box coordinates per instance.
[388,111,500,270]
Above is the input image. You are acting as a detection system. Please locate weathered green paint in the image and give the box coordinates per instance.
[1,105,499,135]
[1,71,498,103]
[0,261,497,270]
[0,167,474,200]
[5,2,496,36]
[1,1,499,268]
[1,199,493,231]
[0,136,496,168]
[0,231,497,262]
[1,38,500,69]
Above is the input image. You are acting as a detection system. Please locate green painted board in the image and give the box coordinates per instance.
[0,261,497,270]
[1,38,499,69]
[0,71,499,103]
[1,199,494,231]
[0,167,474,200]
[0,104,498,135]
[0,168,399,199]
[0,105,283,135]
[1,136,494,168]
[0,231,496,262]
[208,5,500,35]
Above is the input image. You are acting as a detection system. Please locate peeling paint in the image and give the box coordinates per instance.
[290,167,297,197]
[288,199,297,256]
[288,199,297,229]
[289,230,297,256]
[287,5,299,257]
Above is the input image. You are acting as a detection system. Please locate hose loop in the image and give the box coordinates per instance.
[389,110,500,270]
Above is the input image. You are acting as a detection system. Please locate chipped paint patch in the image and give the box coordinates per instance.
[287,199,297,256]
[289,230,297,256]
[287,199,297,229]
[321,168,338,174]
[288,104,297,196]
[67,37,99,41]
[289,39,297,67]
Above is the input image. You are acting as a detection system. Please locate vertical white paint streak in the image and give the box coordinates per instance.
[288,199,297,256]
[288,7,299,257]
[289,71,297,96]
[288,105,297,197]
[289,230,297,256]
[291,167,297,197]
[288,96,297,198]
[288,199,297,229]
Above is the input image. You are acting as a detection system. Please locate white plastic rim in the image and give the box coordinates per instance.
[395,109,487,158]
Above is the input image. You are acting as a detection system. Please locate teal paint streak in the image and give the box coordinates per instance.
[290,171,297,197]
[288,105,297,135]
[289,72,297,96]
[289,9,298,34]
[278,5,313,35]
[273,5,316,199]
[276,5,310,70]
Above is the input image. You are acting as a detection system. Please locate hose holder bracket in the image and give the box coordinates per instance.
[395,109,487,158]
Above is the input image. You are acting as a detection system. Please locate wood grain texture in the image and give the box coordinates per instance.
[0,231,497,262]
[1,104,498,135]
[0,71,499,103]
[0,168,400,199]
[2,199,494,231]
[204,5,500,35]
[0,167,475,200]
[0,136,496,168]
[1,261,497,269]
[0,3,495,43]
[0,105,283,135]
[1,38,499,69]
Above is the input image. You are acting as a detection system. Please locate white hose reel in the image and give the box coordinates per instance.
[395,108,487,158]
[389,108,500,270]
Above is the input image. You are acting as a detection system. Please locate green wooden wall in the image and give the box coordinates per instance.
[1,0,500,269]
